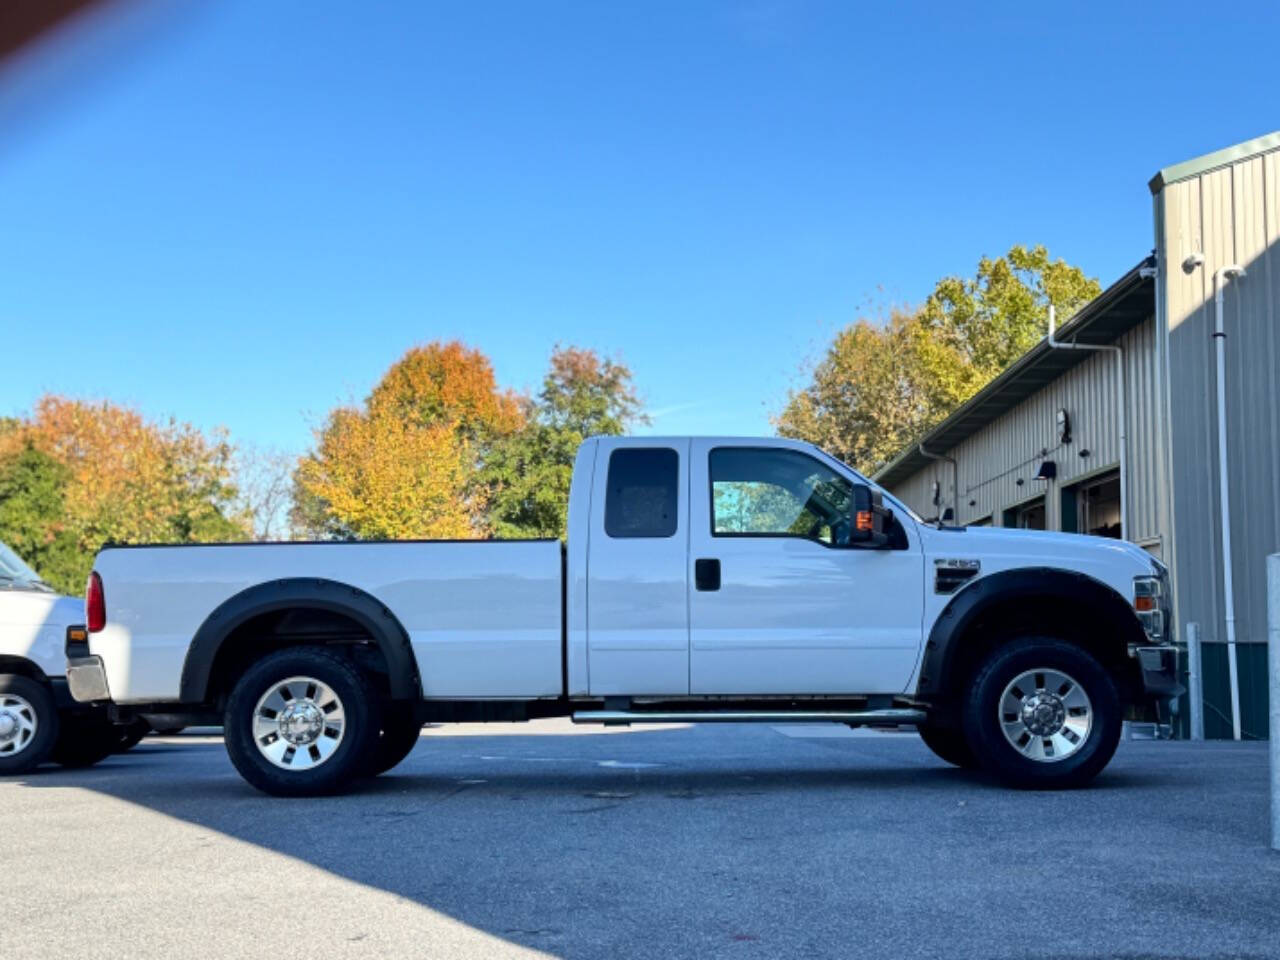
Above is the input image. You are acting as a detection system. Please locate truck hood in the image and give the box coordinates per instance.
[918,524,1160,579]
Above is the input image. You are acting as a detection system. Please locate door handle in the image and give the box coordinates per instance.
[695,558,721,591]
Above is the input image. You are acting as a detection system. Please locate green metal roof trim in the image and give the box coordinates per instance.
[872,258,1155,489]
[1148,130,1280,194]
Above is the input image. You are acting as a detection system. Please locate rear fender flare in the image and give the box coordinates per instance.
[178,578,421,703]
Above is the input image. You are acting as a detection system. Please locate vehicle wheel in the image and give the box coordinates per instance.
[0,675,59,775]
[364,702,423,777]
[224,646,380,797]
[917,719,978,768]
[962,637,1122,789]
[114,719,151,753]
[52,715,121,769]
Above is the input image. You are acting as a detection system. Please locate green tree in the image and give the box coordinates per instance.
[0,445,83,594]
[776,245,1101,474]
[486,346,647,538]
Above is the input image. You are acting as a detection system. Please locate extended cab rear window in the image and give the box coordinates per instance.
[604,448,678,538]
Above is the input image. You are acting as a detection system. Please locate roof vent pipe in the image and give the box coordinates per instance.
[1047,305,1127,540]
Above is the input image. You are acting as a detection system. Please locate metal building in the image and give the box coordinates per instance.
[875,130,1280,740]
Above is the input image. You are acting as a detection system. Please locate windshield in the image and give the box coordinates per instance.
[0,542,52,591]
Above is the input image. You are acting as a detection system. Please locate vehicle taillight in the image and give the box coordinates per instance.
[86,572,106,633]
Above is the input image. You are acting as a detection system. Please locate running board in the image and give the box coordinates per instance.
[571,708,925,726]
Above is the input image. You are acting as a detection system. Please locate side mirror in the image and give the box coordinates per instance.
[849,484,892,548]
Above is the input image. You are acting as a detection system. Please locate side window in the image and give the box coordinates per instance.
[710,447,853,545]
[604,448,679,538]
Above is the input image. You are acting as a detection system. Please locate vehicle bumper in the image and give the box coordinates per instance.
[66,656,112,703]
[1132,644,1184,699]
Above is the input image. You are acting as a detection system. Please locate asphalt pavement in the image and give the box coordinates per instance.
[7,720,1278,960]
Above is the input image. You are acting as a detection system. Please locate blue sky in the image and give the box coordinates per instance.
[2,0,1277,456]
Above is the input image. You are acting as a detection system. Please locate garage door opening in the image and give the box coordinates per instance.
[1003,497,1045,530]
[1070,472,1122,538]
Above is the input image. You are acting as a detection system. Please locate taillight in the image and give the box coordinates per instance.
[86,571,106,633]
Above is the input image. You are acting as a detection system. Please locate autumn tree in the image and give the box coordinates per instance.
[0,396,248,593]
[293,341,523,539]
[776,245,1101,474]
[486,346,647,538]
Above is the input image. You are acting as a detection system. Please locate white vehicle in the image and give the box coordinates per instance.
[69,437,1180,796]
[0,543,143,775]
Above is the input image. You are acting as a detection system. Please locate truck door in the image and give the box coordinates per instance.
[586,439,690,695]
[687,441,923,695]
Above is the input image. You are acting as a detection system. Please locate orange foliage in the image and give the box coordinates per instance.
[368,341,523,438]
[295,340,525,538]
[0,394,247,549]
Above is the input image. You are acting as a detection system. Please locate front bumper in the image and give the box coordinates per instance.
[1132,644,1184,699]
[66,656,112,703]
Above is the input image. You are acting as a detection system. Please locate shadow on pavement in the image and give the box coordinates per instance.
[16,726,1277,960]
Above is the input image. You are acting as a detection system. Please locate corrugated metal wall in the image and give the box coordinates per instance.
[887,314,1170,556]
[1157,145,1280,740]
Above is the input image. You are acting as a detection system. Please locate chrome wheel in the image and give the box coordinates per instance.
[0,694,38,757]
[998,668,1092,763]
[252,676,346,771]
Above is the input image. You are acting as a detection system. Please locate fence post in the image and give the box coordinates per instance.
[1267,554,1279,853]
[1187,622,1204,741]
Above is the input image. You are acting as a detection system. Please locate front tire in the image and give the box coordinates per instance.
[225,646,380,797]
[962,637,1122,789]
[0,675,59,775]
[114,719,151,753]
[51,715,122,769]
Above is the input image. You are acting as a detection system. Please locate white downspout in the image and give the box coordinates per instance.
[919,442,958,523]
[1047,305,1127,540]
[1213,265,1246,741]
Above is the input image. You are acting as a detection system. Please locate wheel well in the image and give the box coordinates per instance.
[930,592,1143,711]
[204,607,393,707]
[0,656,49,684]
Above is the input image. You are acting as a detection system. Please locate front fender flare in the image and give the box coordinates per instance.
[916,566,1144,702]
[178,578,421,703]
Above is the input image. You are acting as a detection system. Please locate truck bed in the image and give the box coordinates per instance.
[92,540,564,703]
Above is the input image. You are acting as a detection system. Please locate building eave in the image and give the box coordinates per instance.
[1148,130,1280,195]
[872,257,1155,489]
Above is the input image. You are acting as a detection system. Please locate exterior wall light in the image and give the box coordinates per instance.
[1034,460,1057,481]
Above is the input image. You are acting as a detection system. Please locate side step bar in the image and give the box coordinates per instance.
[572,708,926,726]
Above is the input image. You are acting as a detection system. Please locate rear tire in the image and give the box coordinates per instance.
[0,674,59,775]
[917,719,978,768]
[364,702,423,776]
[225,646,380,797]
[962,637,1122,789]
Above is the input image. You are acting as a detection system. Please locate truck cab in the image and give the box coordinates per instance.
[570,437,925,698]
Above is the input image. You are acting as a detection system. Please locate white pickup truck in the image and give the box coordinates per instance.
[1,542,145,775]
[69,436,1179,796]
